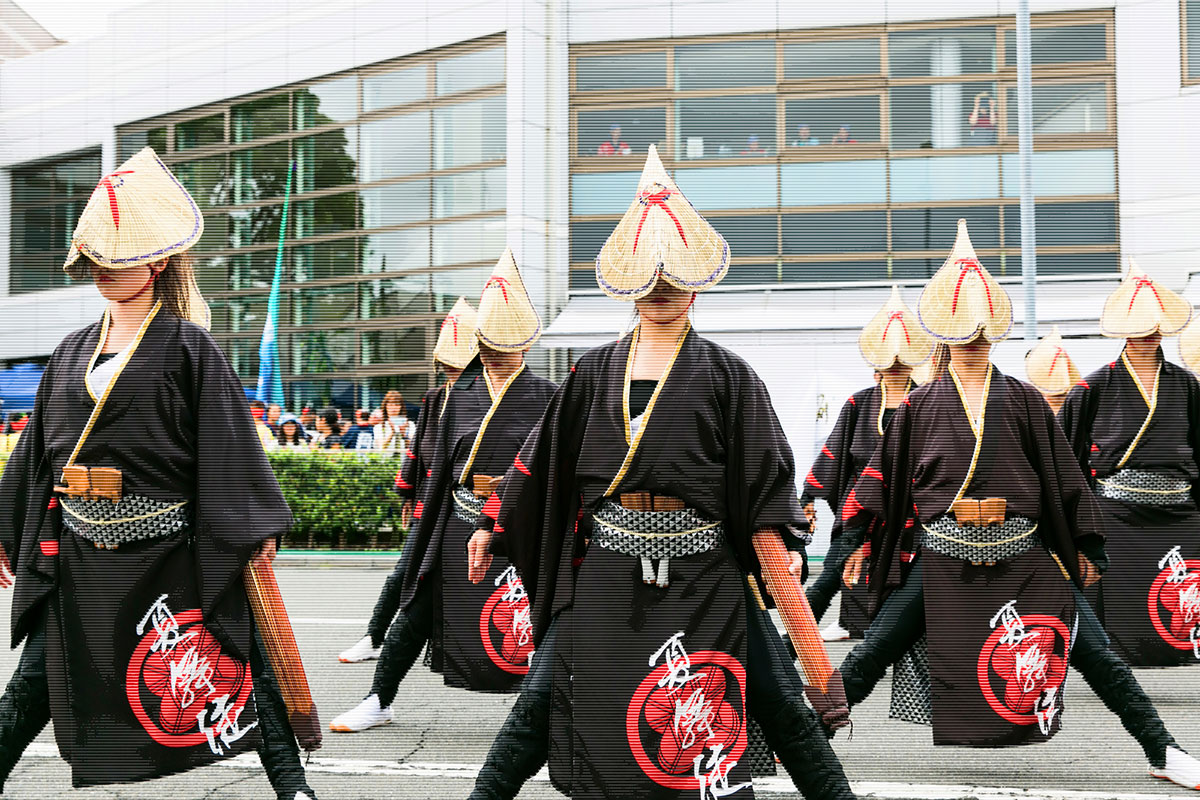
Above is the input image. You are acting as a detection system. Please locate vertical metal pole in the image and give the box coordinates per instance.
[1016,0,1038,341]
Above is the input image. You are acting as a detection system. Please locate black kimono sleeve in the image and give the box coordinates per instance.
[802,394,861,532]
[187,329,291,651]
[1057,367,1106,490]
[1186,373,1200,510]
[395,388,436,500]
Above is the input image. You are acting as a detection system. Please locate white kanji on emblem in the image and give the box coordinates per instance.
[197,693,259,756]
[1160,546,1191,584]
[693,742,751,799]
[137,593,195,655]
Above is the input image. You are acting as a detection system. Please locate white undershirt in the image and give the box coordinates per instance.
[629,412,647,440]
[87,341,135,399]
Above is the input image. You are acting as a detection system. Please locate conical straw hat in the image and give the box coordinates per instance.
[476,248,542,352]
[1179,314,1200,374]
[1098,259,1191,338]
[916,219,1013,343]
[858,286,936,369]
[62,147,203,272]
[594,144,729,300]
[432,297,479,369]
[1024,326,1081,397]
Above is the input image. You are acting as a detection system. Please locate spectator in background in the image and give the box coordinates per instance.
[374,390,415,457]
[340,409,375,450]
[792,123,820,147]
[596,124,632,156]
[272,414,311,450]
[831,124,857,145]
[247,399,275,450]
[739,134,769,156]
[969,91,997,145]
[266,403,283,434]
[314,407,344,449]
[3,413,27,434]
[299,406,316,431]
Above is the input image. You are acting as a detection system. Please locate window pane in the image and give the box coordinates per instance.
[784,260,890,283]
[782,211,887,254]
[783,39,881,79]
[118,128,166,160]
[361,111,431,180]
[293,191,359,238]
[1190,1,1200,79]
[576,51,667,91]
[887,258,957,281]
[364,65,428,112]
[360,274,433,318]
[890,82,998,149]
[295,128,358,193]
[1001,149,1114,196]
[362,326,427,364]
[231,143,288,204]
[433,166,505,218]
[888,26,996,77]
[194,255,231,294]
[198,214,228,251]
[1005,82,1107,135]
[221,337,260,381]
[432,217,505,266]
[673,165,776,210]
[295,77,358,129]
[175,154,228,208]
[291,329,358,374]
[676,96,777,159]
[176,113,225,151]
[9,251,67,294]
[433,95,506,169]
[294,239,359,281]
[292,283,357,325]
[1002,201,1117,247]
[571,172,639,216]
[709,215,777,257]
[362,228,431,273]
[1007,251,1118,276]
[1003,24,1107,65]
[365,375,432,409]
[12,151,100,203]
[570,220,616,262]
[432,266,491,308]
[436,47,505,95]
[569,268,596,291]
[674,41,775,89]
[227,206,282,248]
[227,250,283,291]
[362,180,431,228]
[785,96,880,147]
[891,154,1000,202]
[12,203,82,253]
[211,295,268,334]
[892,205,1000,251]
[724,264,782,285]
[577,107,665,157]
[231,94,290,143]
[781,161,886,206]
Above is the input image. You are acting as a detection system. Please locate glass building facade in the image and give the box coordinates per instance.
[9,149,101,294]
[569,10,1118,292]
[116,36,506,408]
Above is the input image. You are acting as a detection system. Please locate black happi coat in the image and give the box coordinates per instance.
[848,368,1103,747]
[1059,351,1200,666]
[0,309,287,786]
[395,385,446,501]
[803,381,910,634]
[488,327,803,799]
[399,358,555,690]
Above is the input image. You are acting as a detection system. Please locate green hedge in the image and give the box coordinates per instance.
[0,447,408,550]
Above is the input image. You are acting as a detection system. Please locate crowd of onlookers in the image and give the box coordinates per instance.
[248,391,418,457]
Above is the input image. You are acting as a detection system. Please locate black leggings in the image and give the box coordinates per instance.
[805,533,860,625]
[838,560,1177,767]
[366,553,411,648]
[369,581,435,708]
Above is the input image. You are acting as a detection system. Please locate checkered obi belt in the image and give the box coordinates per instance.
[590,499,724,588]
[452,485,487,525]
[921,514,1038,564]
[60,494,190,550]
[1096,469,1192,506]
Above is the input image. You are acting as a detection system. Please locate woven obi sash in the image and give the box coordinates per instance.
[1096,469,1192,506]
[452,485,487,525]
[922,513,1038,564]
[61,494,190,550]
[590,499,724,588]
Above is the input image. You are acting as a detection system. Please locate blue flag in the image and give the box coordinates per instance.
[257,162,295,407]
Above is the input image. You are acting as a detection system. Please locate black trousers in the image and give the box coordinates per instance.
[369,580,435,708]
[806,533,859,625]
[838,559,1177,767]
[0,617,315,800]
[469,583,856,800]
[366,552,410,649]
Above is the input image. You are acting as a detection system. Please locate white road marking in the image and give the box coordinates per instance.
[290,617,370,625]
[20,744,1182,799]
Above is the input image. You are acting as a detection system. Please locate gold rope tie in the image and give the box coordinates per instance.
[60,500,188,526]
[922,522,1038,548]
[594,520,721,540]
[1095,478,1189,495]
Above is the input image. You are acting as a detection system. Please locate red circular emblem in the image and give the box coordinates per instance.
[625,652,747,790]
[479,580,534,675]
[976,614,1070,726]
[126,610,253,748]
[1147,558,1200,653]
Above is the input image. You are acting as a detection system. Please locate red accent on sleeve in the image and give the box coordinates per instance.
[39,541,58,557]
[861,466,885,483]
[821,445,835,460]
[1091,469,1097,477]
[405,448,416,460]
[904,517,914,529]
[804,471,824,489]
[494,523,505,534]
[514,455,532,476]
[841,489,865,521]
[862,541,871,558]
[1076,380,1090,389]
[570,365,576,372]
[395,471,413,490]
[847,396,857,406]
[47,497,58,510]
[413,501,424,519]
[902,397,912,406]
[426,469,432,478]
[481,492,502,520]
[1090,443,1099,453]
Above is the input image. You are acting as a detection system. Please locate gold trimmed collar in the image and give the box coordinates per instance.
[877,377,914,437]
[458,363,526,484]
[1117,350,1161,468]
[947,362,993,503]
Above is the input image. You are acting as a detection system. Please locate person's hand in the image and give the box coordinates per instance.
[399,501,413,528]
[842,545,867,588]
[254,538,278,564]
[1078,552,1101,587]
[468,530,494,584]
[787,549,805,577]
[0,543,13,589]
[804,671,851,734]
[804,502,817,529]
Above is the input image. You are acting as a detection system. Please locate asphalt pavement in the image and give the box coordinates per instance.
[0,562,1196,800]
